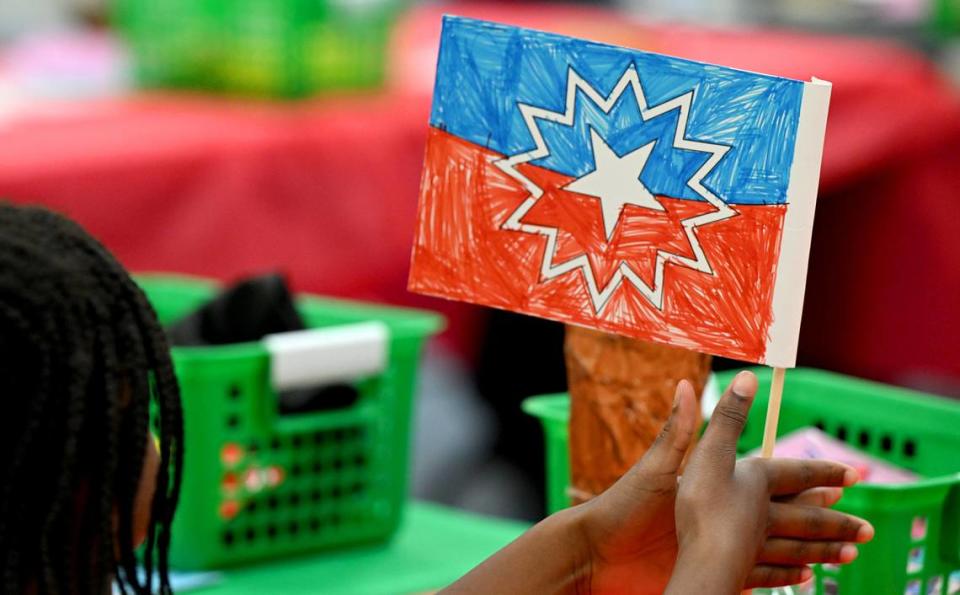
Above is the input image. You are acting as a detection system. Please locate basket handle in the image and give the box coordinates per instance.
[263,321,389,391]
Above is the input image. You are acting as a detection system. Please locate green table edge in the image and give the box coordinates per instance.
[185,502,528,595]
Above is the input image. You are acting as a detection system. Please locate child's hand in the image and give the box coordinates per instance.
[665,371,873,593]
[577,371,872,595]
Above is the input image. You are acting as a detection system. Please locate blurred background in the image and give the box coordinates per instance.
[1,0,959,525]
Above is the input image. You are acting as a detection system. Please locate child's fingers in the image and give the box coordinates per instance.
[743,565,813,589]
[775,487,844,508]
[763,458,858,495]
[767,503,873,543]
[758,538,859,565]
[641,380,698,475]
[698,371,757,465]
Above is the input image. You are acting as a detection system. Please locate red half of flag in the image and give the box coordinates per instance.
[409,128,786,363]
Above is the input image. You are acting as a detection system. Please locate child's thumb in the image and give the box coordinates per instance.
[641,379,698,476]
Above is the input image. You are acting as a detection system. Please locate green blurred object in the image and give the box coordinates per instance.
[114,0,404,97]
[933,0,960,36]
[138,274,443,570]
[194,502,528,595]
[524,368,960,595]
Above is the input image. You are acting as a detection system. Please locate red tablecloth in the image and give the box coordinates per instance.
[1,2,959,387]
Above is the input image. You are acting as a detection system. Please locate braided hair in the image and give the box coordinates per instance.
[0,204,183,594]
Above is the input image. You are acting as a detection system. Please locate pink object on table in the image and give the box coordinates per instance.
[747,428,918,484]
[1,31,129,99]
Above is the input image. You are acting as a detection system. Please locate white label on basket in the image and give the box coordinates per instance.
[929,576,944,595]
[906,580,922,595]
[264,322,388,390]
[908,547,926,574]
[913,516,929,541]
[949,571,960,595]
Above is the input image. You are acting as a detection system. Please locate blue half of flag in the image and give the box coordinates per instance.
[429,15,806,206]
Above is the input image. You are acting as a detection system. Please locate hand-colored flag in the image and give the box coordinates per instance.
[409,16,830,367]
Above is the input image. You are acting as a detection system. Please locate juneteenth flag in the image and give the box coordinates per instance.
[409,16,830,367]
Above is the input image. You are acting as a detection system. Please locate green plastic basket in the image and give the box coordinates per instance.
[113,0,404,97]
[933,0,960,37]
[138,274,443,570]
[523,368,960,595]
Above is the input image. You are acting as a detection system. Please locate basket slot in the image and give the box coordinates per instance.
[278,384,361,415]
[943,484,960,567]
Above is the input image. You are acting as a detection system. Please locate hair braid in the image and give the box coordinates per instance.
[0,203,184,594]
[47,214,172,595]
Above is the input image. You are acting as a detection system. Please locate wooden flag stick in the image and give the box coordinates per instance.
[761,367,787,458]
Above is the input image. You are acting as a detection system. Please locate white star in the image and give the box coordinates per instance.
[564,129,663,241]
[494,65,735,313]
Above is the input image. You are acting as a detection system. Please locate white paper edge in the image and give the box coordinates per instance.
[765,78,832,368]
[700,373,722,420]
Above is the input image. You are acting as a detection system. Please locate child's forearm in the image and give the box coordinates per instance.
[440,506,590,595]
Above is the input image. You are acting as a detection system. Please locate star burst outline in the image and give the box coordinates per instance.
[493,64,737,313]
